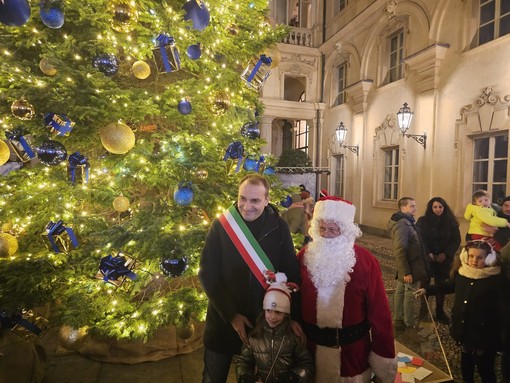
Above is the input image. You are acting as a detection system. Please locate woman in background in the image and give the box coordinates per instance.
[416,197,461,324]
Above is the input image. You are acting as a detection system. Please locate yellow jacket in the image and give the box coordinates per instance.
[464,203,508,236]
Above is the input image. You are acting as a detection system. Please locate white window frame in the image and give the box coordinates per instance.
[383,147,400,201]
[472,133,509,204]
[333,154,345,197]
[477,0,510,46]
[335,63,347,106]
[388,29,404,83]
[294,120,309,154]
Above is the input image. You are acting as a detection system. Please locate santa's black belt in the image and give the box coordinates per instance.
[303,319,370,348]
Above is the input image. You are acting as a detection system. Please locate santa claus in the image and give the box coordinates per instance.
[298,196,397,383]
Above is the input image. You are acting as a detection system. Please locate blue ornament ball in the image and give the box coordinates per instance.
[0,0,30,26]
[40,4,64,29]
[177,100,192,115]
[182,0,210,31]
[240,122,260,139]
[92,54,119,77]
[174,183,194,206]
[160,256,188,278]
[186,44,202,60]
[37,140,68,166]
[243,157,258,171]
[281,195,292,208]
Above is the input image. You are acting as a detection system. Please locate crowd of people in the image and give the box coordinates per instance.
[199,175,510,383]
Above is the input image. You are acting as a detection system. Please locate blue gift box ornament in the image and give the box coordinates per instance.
[44,220,79,253]
[67,151,90,184]
[5,127,36,162]
[153,34,181,74]
[44,112,75,136]
[98,253,137,287]
[223,141,244,174]
[241,54,272,90]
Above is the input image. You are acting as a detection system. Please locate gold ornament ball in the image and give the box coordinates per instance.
[0,233,18,258]
[113,196,130,212]
[2,222,13,232]
[0,140,10,166]
[58,325,89,351]
[11,98,35,120]
[132,60,151,80]
[100,122,136,154]
[39,57,58,76]
[206,91,230,116]
[110,1,138,33]
[196,169,208,180]
[176,322,195,340]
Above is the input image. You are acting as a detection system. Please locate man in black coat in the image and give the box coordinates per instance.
[199,174,301,383]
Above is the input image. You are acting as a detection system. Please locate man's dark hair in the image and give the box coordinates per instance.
[239,174,270,197]
[398,197,414,211]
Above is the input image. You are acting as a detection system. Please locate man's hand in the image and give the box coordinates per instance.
[403,274,413,284]
[435,253,446,263]
[231,313,253,346]
[290,320,306,346]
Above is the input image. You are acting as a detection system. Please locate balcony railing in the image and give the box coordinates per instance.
[282,27,312,47]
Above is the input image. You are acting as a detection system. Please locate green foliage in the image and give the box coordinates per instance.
[0,0,287,340]
[276,149,312,168]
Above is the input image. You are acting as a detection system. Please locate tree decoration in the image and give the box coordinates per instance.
[0,0,31,26]
[4,128,36,162]
[0,140,10,166]
[42,220,79,253]
[160,256,188,277]
[44,112,75,136]
[243,154,264,172]
[240,121,260,139]
[0,233,18,258]
[39,57,58,76]
[177,99,192,115]
[1,222,14,232]
[100,122,136,154]
[67,152,90,184]
[112,196,130,212]
[92,53,119,77]
[182,0,210,31]
[97,253,137,287]
[11,98,35,120]
[36,139,68,166]
[176,322,195,340]
[131,60,151,79]
[262,46,281,68]
[174,182,194,206]
[223,141,244,174]
[109,0,137,33]
[263,166,275,175]
[195,169,208,180]
[153,34,181,74]
[39,0,65,29]
[58,325,88,351]
[207,91,230,116]
[186,44,202,60]
[241,54,272,90]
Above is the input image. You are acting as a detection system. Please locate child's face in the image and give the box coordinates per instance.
[265,309,286,328]
[502,201,510,215]
[467,248,487,269]
[475,196,491,208]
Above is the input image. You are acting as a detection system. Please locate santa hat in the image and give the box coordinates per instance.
[313,196,356,225]
[262,272,299,314]
[319,189,329,198]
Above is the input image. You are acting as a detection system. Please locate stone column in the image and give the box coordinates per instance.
[260,115,275,154]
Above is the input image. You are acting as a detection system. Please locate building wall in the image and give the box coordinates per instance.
[266,0,510,235]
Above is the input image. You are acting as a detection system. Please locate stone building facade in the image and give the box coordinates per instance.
[261,0,510,235]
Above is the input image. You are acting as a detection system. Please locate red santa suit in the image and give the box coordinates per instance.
[298,197,396,383]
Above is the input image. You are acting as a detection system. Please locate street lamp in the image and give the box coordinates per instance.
[335,122,359,156]
[396,102,427,149]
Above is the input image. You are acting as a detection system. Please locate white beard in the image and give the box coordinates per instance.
[304,234,356,288]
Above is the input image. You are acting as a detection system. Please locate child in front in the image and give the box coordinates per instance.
[415,240,507,383]
[235,273,314,383]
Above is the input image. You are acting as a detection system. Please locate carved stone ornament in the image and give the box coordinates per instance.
[375,114,400,147]
[384,0,398,20]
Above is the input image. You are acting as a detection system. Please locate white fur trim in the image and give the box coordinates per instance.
[315,345,341,382]
[313,199,355,225]
[338,369,371,383]
[369,351,397,383]
[316,282,346,328]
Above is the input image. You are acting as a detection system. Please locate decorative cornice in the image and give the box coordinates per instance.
[345,80,373,114]
[404,43,449,92]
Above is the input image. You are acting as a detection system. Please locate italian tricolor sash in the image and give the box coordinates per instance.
[219,205,275,288]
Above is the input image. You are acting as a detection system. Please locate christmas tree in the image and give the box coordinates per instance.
[0,0,287,342]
